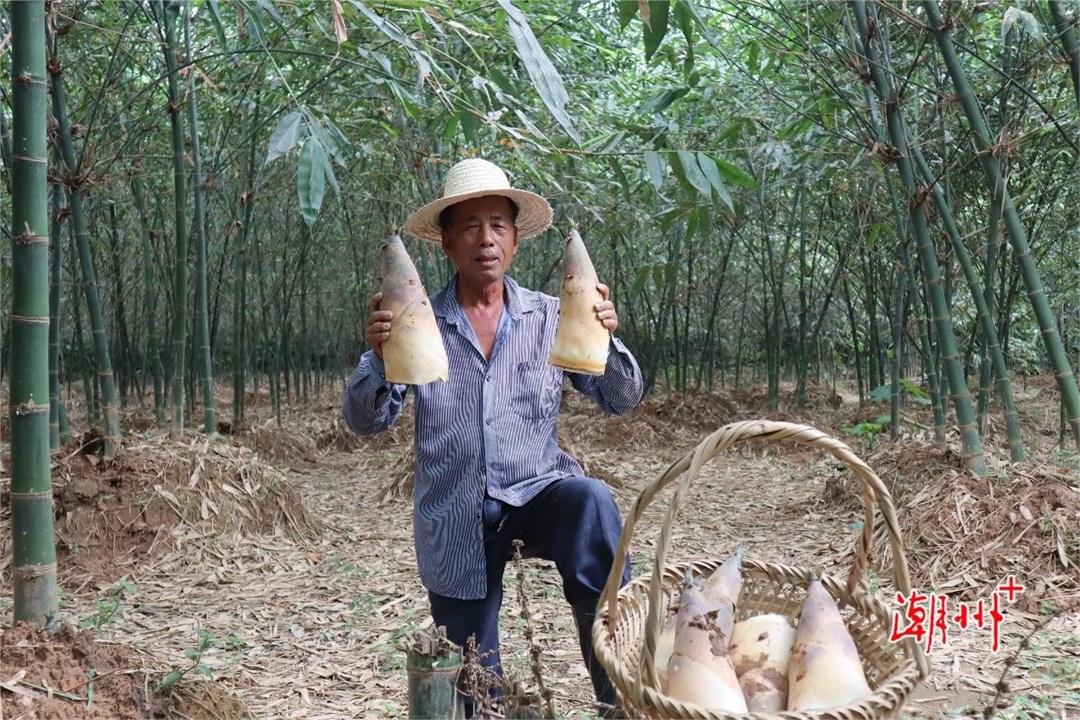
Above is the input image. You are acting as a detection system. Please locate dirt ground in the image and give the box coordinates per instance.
[1,377,1079,719]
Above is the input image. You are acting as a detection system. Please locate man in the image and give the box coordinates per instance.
[342,158,643,716]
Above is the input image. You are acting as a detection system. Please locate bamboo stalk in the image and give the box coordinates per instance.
[48,160,64,449]
[157,0,189,435]
[10,0,59,624]
[50,40,121,460]
[922,0,1080,448]
[1048,0,1080,107]
[851,0,986,474]
[909,146,1025,461]
[131,176,166,425]
[184,0,215,433]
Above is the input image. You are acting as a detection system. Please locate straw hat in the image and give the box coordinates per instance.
[403,158,553,243]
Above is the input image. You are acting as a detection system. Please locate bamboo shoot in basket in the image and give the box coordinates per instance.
[664,576,747,711]
[787,579,871,710]
[548,227,609,375]
[379,233,449,385]
[729,613,795,711]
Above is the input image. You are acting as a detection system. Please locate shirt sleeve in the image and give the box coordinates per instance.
[341,350,407,435]
[568,335,644,415]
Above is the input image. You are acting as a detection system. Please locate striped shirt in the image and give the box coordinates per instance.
[342,274,643,600]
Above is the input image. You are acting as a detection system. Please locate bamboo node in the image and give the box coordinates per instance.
[12,562,58,580]
[9,490,53,500]
[14,397,48,416]
[12,155,48,166]
[11,314,50,325]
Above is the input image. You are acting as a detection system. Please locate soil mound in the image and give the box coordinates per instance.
[0,621,166,719]
[1,432,319,586]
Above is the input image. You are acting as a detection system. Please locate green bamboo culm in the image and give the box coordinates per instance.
[157,0,189,435]
[909,146,1025,461]
[851,0,987,474]
[48,163,64,449]
[923,0,1080,448]
[1047,0,1080,107]
[184,0,215,433]
[49,44,121,461]
[131,175,166,425]
[10,0,59,624]
[233,95,259,425]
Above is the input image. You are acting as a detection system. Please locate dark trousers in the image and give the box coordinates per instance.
[427,476,630,711]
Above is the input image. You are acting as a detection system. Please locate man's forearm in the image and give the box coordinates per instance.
[573,337,644,415]
[342,350,406,435]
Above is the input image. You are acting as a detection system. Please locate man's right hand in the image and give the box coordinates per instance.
[365,292,393,359]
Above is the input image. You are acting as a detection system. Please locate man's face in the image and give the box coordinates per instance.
[440,195,519,289]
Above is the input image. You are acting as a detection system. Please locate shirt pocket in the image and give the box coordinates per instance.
[511,361,562,420]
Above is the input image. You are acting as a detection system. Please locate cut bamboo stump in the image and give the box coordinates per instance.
[406,626,463,719]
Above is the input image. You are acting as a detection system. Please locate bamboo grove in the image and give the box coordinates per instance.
[2,3,1078,486]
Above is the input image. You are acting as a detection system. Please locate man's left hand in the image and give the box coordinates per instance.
[595,284,619,334]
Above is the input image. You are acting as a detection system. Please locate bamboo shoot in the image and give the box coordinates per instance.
[548,227,609,375]
[730,613,795,711]
[380,234,448,385]
[665,578,747,711]
[787,580,871,710]
[703,552,743,610]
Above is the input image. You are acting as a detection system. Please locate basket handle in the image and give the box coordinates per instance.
[601,420,923,685]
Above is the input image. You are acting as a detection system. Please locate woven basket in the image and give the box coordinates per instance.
[593,420,930,719]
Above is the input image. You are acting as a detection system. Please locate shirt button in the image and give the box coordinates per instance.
[485,375,492,382]
[486,418,493,426]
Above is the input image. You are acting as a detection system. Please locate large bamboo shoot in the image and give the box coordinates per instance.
[548,227,609,375]
[787,580,871,710]
[665,578,747,711]
[730,613,795,711]
[380,234,448,385]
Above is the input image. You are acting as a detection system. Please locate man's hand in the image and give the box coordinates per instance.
[365,292,393,359]
[595,284,619,334]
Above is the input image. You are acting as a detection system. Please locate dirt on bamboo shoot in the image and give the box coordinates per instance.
[548,226,609,375]
[379,234,448,385]
[664,577,747,711]
[729,613,795,711]
[787,579,871,710]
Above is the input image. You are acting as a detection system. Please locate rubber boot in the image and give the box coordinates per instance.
[571,602,623,718]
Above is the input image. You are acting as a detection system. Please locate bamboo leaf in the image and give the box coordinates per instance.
[206,0,230,50]
[298,137,327,228]
[673,1,693,46]
[609,157,631,196]
[643,0,669,60]
[265,111,303,166]
[639,86,690,114]
[709,155,758,188]
[632,264,651,295]
[495,0,581,145]
[236,0,267,43]
[644,150,664,190]
[696,153,733,210]
[301,108,349,167]
[675,150,710,199]
[349,0,431,85]
[618,0,637,29]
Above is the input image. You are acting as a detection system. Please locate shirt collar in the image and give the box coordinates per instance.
[432,274,536,324]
